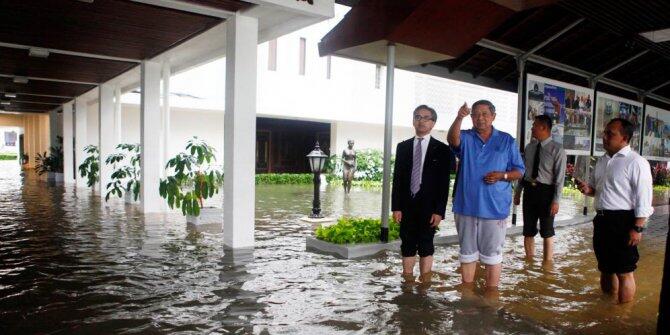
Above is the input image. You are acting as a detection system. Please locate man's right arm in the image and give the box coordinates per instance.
[448,103,470,149]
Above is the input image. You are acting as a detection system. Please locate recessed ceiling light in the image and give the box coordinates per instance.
[28,48,50,58]
[640,28,670,43]
[76,0,94,3]
[13,76,29,84]
[0,100,11,105]
[4,93,17,98]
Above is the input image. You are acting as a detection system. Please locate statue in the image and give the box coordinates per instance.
[341,139,356,194]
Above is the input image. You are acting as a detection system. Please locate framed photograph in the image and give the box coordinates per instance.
[642,105,670,161]
[525,74,594,155]
[593,92,643,155]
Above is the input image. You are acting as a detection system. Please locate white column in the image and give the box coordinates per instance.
[380,44,395,242]
[99,84,115,197]
[114,86,122,144]
[62,102,75,183]
[161,61,171,174]
[75,98,88,187]
[140,61,164,213]
[224,13,258,250]
[24,116,34,167]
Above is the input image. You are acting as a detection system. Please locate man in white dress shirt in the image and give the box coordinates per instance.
[577,118,653,304]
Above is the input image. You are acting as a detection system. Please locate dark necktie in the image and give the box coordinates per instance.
[410,138,423,195]
[531,142,541,179]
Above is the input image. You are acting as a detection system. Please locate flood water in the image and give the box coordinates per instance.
[0,161,666,334]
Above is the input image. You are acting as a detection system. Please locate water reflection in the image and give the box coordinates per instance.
[0,162,665,334]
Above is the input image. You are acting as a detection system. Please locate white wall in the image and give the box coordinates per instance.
[87,102,99,147]
[330,121,442,156]
[120,104,225,164]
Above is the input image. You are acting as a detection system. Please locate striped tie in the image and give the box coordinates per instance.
[410,138,423,195]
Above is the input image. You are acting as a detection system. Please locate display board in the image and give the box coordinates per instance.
[642,105,670,161]
[525,74,594,155]
[593,92,643,154]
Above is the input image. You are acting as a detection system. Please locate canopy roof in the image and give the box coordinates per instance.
[323,0,670,109]
[0,0,251,113]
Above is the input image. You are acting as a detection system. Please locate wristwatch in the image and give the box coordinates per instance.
[632,225,646,233]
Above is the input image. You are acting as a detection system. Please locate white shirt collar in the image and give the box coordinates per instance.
[414,134,431,142]
[609,145,632,158]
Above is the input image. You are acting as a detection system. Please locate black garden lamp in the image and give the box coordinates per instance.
[306,141,327,218]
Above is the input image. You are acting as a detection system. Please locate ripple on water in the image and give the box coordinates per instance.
[0,163,665,334]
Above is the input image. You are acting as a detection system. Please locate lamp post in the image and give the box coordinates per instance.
[307,141,327,218]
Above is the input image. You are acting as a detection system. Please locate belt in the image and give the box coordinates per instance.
[595,209,634,216]
[524,180,553,188]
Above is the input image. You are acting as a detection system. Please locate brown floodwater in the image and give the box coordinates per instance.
[0,161,666,334]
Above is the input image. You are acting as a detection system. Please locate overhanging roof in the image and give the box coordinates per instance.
[0,0,252,114]
[327,0,670,109]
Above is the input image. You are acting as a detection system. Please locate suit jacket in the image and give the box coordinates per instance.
[392,136,454,218]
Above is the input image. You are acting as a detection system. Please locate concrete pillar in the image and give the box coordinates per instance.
[24,116,34,167]
[99,84,115,197]
[161,62,171,174]
[49,109,58,150]
[380,44,395,242]
[114,86,122,144]
[75,98,88,187]
[223,13,258,250]
[140,60,164,213]
[62,102,75,183]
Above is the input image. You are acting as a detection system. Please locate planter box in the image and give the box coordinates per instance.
[124,192,137,204]
[306,215,598,259]
[186,207,223,226]
[306,236,401,259]
[47,172,64,184]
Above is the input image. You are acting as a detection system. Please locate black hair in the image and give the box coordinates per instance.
[608,117,634,142]
[534,114,553,130]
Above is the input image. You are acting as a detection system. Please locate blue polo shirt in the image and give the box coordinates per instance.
[452,128,525,220]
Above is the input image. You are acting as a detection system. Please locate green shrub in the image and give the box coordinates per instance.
[355,149,385,181]
[255,173,313,185]
[315,217,400,244]
[0,154,18,160]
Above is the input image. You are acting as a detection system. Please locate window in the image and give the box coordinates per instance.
[326,55,331,79]
[375,64,381,89]
[299,37,306,76]
[268,39,277,71]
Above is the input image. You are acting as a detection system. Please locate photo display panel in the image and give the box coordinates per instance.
[525,74,594,155]
[642,105,670,161]
[594,92,643,154]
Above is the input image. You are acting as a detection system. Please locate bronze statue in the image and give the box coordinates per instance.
[341,139,356,194]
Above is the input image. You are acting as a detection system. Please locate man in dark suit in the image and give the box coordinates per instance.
[392,104,455,284]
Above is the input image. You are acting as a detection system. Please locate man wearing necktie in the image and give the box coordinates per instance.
[514,114,566,262]
[392,105,454,284]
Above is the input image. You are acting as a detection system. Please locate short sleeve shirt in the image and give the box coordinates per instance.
[452,128,525,220]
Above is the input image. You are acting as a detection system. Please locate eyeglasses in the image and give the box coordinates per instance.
[413,115,434,122]
[471,112,493,118]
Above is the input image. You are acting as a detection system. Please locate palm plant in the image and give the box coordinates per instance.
[35,136,64,175]
[159,137,222,217]
[105,143,141,201]
[78,145,99,188]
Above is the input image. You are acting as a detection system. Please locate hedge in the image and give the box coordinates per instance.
[255,173,313,185]
[0,154,18,161]
[315,217,400,244]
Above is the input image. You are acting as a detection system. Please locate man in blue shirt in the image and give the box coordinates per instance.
[447,100,525,289]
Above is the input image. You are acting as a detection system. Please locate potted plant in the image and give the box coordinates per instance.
[35,136,64,183]
[159,137,223,225]
[78,145,99,190]
[105,143,141,203]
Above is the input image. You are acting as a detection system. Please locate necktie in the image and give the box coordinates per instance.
[531,142,541,179]
[410,138,423,195]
